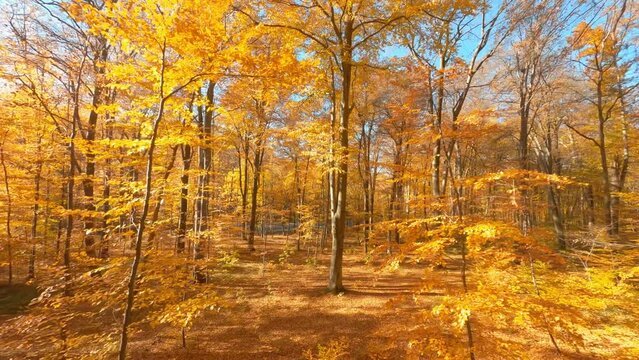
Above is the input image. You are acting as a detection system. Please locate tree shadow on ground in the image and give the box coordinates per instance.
[0,283,39,315]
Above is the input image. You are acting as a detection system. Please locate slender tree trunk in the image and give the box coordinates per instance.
[598,142,612,233]
[147,147,178,248]
[100,173,110,259]
[177,143,192,253]
[538,121,566,249]
[1,146,13,285]
[461,236,475,360]
[529,254,562,354]
[29,145,43,280]
[357,120,376,254]
[82,37,109,258]
[518,79,532,235]
[248,145,263,251]
[548,185,566,249]
[43,179,50,258]
[451,171,475,360]
[56,169,66,258]
[248,100,268,251]
[610,75,629,235]
[594,74,615,234]
[294,156,301,251]
[611,156,627,233]
[238,140,249,241]
[98,90,117,259]
[362,178,370,254]
[370,149,379,251]
[321,173,329,251]
[194,82,215,282]
[585,184,595,228]
[431,54,446,202]
[64,91,81,293]
[118,96,167,360]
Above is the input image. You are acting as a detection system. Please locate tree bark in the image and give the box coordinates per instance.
[238,137,249,241]
[596,77,613,234]
[431,54,446,201]
[328,18,353,294]
[610,63,629,234]
[29,140,43,280]
[248,142,264,252]
[177,143,192,253]
[147,146,178,248]
[1,145,13,285]
[118,94,167,360]
[82,36,109,258]
[193,82,215,282]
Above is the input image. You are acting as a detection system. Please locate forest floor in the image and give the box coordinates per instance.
[128,234,427,359]
[0,232,617,359]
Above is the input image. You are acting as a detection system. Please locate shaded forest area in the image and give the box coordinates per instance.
[0,0,638,358]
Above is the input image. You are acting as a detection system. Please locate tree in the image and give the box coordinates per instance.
[72,0,241,356]
[353,68,385,254]
[0,0,638,358]
[504,0,580,246]
[567,0,637,234]
[241,0,414,293]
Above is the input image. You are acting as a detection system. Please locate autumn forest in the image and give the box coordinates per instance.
[0,0,637,358]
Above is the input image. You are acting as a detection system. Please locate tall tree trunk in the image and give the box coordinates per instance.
[328,18,353,294]
[248,99,268,251]
[358,121,378,255]
[548,185,566,249]
[431,54,446,201]
[538,121,566,249]
[248,144,263,252]
[177,143,192,253]
[594,74,614,234]
[29,140,43,280]
[98,89,118,259]
[193,82,215,282]
[43,178,51,258]
[451,171,475,360]
[64,88,81,293]
[238,139,249,241]
[585,184,595,228]
[610,68,629,234]
[321,173,329,251]
[518,72,532,235]
[100,172,110,259]
[83,37,109,258]
[294,156,303,251]
[147,147,178,248]
[1,145,13,285]
[56,169,66,257]
[362,178,370,254]
[118,95,168,360]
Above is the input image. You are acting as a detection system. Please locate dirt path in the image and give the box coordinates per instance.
[130,235,426,359]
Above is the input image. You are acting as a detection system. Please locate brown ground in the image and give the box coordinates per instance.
[2,232,623,359]
[128,234,425,360]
